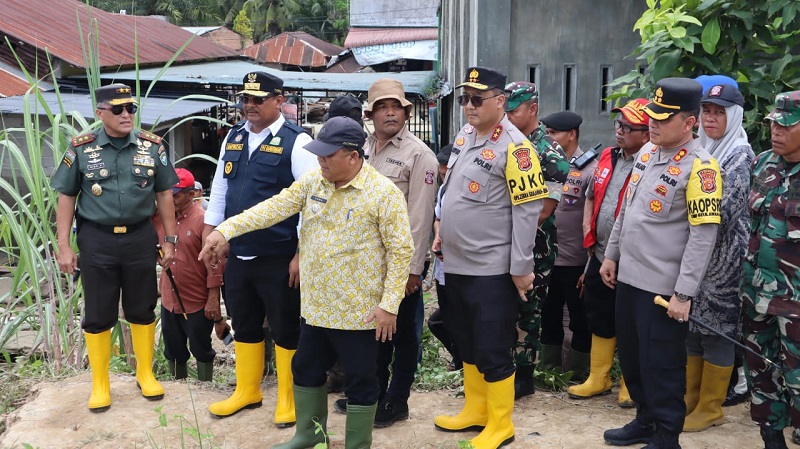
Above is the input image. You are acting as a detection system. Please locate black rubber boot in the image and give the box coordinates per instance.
[643,428,681,449]
[604,417,655,446]
[514,365,535,400]
[761,426,789,449]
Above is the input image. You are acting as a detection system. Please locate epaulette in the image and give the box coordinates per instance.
[506,125,527,147]
[139,130,162,144]
[71,132,96,147]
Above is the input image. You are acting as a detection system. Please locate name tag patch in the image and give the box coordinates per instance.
[260,145,283,154]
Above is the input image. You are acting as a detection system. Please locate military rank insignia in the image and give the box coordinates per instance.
[490,125,503,142]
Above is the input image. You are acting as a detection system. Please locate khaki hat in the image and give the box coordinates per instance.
[364,78,412,113]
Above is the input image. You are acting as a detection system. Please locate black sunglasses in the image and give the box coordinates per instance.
[241,95,272,105]
[456,93,502,108]
[98,104,138,115]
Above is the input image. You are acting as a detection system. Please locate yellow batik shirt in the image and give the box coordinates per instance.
[216,162,414,330]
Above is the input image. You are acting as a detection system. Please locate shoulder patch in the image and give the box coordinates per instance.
[506,140,549,205]
[71,132,96,147]
[686,157,722,226]
[139,130,162,144]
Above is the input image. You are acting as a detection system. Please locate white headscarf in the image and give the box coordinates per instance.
[697,104,751,164]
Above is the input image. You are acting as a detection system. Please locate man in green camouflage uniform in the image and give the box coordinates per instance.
[742,90,800,449]
[503,81,570,399]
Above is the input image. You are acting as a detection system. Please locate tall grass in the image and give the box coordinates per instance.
[0,3,228,374]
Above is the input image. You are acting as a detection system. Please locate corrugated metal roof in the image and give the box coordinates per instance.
[242,32,344,68]
[93,61,437,96]
[0,92,224,128]
[344,27,438,49]
[0,61,51,97]
[0,69,36,97]
[0,0,238,69]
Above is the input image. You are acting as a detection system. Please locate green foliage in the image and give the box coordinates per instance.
[233,9,254,48]
[147,393,221,449]
[608,0,800,154]
[533,367,574,391]
[312,418,330,449]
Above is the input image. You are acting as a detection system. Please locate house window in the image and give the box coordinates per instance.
[563,64,576,111]
[600,65,613,113]
[528,64,540,88]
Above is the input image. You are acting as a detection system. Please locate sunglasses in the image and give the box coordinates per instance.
[241,95,272,105]
[614,119,648,134]
[456,93,502,108]
[98,104,138,115]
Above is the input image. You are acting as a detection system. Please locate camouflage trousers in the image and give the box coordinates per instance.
[514,227,557,368]
[742,303,800,430]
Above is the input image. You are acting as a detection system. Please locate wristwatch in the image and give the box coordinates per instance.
[164,235,179,244]
[675,292,692,302]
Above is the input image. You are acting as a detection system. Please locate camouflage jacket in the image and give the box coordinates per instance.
[528,123,569,232]
[742,150,800,317]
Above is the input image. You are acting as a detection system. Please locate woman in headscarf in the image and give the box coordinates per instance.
[683,80,754,432]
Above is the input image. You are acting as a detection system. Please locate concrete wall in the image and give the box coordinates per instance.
[440,0,647,149]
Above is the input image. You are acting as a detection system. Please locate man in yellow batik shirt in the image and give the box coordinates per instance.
[201,116,414,449]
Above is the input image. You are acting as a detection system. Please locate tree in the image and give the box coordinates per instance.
[608,0,800,153]
[292,0,349,45]
[242,0,301,41]
[233,8,254,49]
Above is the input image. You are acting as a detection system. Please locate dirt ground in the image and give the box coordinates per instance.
[0,371,768,449]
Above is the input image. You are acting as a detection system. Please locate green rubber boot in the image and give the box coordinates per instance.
[196,361,213,382]
[168,361,188,380]
[345,403,377,449]
[538,344,563,372]
[271,385,328,449]
[565,350,591,383]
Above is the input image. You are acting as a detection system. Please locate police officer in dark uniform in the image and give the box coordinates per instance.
[51,83,179,412]
[203,71,317,425]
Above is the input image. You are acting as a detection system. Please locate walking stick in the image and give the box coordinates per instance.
[653,295,783,372]
[157,244,188,320]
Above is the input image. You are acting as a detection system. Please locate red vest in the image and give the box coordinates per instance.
[583,147,631,249]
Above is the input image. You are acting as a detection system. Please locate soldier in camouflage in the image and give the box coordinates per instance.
[742,90,800,449]
[503,81,570,399]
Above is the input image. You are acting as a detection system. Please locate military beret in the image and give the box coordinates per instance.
[541,111,583,131]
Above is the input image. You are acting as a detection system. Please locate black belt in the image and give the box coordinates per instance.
[81,218,150,234]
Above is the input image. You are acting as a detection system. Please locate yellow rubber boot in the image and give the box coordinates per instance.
[130,323,164,400]
[618,375,634,408]
[434,363,488,431]
[685,355,704,414]
[85,330,112,412]
[567,335,614,399]
[683,361,733,432]
[210,341,264,417]
[274,346,297,428]
[469,374,515,449]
